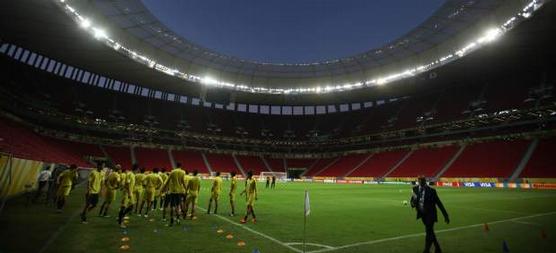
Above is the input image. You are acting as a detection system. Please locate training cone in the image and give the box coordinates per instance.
[149,218,155,222]
[502,240,510,253]
[237,241,246,247]
[252,249,261,253]
[121,237,130,242]
[483,223,490,232]
[226,234,234,240]
[153,229,158,233]
[217,229,224,234]
[119,244,130,251]
[541,229,548,239]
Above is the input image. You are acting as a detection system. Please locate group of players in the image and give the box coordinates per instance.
[54,162,260,228]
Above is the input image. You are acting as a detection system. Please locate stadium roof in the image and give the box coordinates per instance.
[0,0,546,98]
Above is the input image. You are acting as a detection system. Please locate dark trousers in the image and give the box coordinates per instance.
[422,218,441,253]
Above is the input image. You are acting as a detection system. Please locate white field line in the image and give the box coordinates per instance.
[285,242,335,249]
[511,220,542,227]
[307,211,556,253]
[196,206,303,253]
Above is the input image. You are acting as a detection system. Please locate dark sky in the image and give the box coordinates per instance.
[141,0,444,64]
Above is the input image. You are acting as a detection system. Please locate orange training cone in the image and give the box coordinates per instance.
[483,223,490,232]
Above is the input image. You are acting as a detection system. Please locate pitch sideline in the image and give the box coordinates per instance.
[307,211,556,253]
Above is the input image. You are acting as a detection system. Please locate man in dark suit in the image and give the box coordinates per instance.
[411,176,450,253]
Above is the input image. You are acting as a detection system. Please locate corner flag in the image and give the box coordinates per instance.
[304,190,311,216]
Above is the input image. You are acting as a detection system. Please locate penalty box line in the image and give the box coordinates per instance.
[196,206,304,253]
[308,211,556,253]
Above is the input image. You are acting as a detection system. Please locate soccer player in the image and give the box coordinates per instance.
[207,172,222,214]
[161,163,187,226]
[133,168,146,215]
[265,176,270,189]
[142,168,163,217]
[80,163,103,223]
[271,176,276,189]
[157,169,169,211]
[118,165,138,228]
[184,170,201,220]
[240,171,257,224]
[55,164,78,212]
[228,172,238,216]
[99,165,121,217]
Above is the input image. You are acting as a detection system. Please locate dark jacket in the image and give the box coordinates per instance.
[410,185,449,223]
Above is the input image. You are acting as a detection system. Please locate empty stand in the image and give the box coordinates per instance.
[264,157,285,172]
[206,153,239,173]
[104,146,132,169]
[236,155,269,174]
[317,154,369,177]
[389,146,459,177]
[520,138,556,178]
[172,150,208,173]
[134,147,172,171]
[304,158,337,177]
[442,140,530,178]
[348,150,408,177]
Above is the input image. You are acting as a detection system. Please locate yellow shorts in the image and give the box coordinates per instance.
[56,185,71,197]
[247,194,256,206]
[229,192,236,201]
[145,189,156,202]
[105,189,117,202]
[211,192,220,200]
[133,189,144,203]
[121,193,136,207]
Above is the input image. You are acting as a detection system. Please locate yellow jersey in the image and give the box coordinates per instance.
[166,168,186,194]
[212,176,223,194]
[58,170,76,187]
[124,171,136,193]
[187,176,201,197]
[106,171,120,190]
[246,178,257,197]
[119,172,127,190]
[230,176,238,194]
[145,173,163,190]
[135,173,146,190]
[88,170,103,194]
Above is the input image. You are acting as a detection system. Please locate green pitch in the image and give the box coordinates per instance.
[1,181,556,253]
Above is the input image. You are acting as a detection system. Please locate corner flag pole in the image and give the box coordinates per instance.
[303,190,310,253]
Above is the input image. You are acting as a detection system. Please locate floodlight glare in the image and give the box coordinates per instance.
[80,18,91,29]
[480,28,502,43]
[92,28,107,39]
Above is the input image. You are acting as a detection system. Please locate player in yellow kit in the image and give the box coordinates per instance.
[133,168,146,215]
[142,168,163,217]
[229,172,238,216]
[156,169,169,211]
[240,171,258,224]
[99,165,121,217]
[161,163,187,226]
[184,170,201,220]
[56,164,78,212]
[207,172,223,214]
[118,165,137,227]
[80,163,104,223]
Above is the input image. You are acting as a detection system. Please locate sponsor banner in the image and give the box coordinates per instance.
[382,181,412,185]
[303,179,313,182]
[293,179,304,182]
[336,180,347,184]
[323,179,335,184]
[313,179,324,183]
[364,181,378,184]
[532,183,556,189]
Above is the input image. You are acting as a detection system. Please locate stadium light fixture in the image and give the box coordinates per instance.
[80,18,91,29]
[53,0,544,95]
[92,28,107,39]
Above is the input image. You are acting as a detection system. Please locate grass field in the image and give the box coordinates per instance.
[1,180,556,253]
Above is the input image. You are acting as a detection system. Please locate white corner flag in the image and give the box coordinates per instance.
[304,190,311,216]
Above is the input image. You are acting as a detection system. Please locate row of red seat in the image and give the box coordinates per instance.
[1,117,554,178]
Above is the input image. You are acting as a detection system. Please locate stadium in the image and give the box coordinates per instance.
[0,0,555,252]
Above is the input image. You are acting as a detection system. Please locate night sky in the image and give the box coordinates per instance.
[141,0,444,64]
